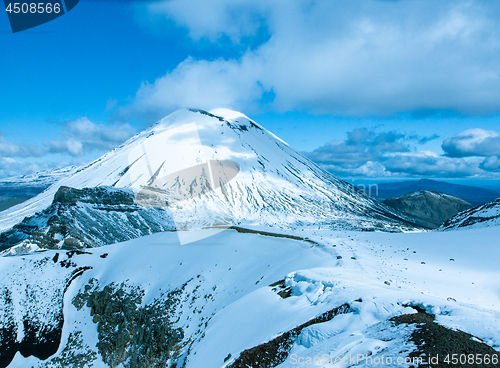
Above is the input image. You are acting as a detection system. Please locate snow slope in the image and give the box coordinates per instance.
[1,225,499,368]
[0,109,417,235]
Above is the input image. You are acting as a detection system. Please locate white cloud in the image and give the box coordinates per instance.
[305,128,440,177]
[384,151,483,177]
[128,56,264,118]
[480,156,500,172]
[0,118,136,178]
[146,0,268,42]
[442,128,500,157]
[46,118,136,157]
[318,161,391,178]
[1,118,135,159]
[131,0,500,117]
[0,157,52,178]
[0,136,43,158]
[305,128,500,178]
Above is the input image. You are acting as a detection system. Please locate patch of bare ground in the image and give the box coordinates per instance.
[207,226,321,246]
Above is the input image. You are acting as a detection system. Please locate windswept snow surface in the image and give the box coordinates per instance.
[1,225,499,367]
[0,109,415,234]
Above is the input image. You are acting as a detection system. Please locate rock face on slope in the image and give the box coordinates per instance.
[382,190,473,229]
[440,198,500,230]
[0,186,175,254]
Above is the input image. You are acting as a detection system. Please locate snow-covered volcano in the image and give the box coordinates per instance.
[0,108,416,236]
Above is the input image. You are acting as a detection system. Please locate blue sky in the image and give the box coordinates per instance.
[1,0,500,184]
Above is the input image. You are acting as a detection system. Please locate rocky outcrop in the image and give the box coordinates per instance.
[0,186,175,253]
[53,186,135,206]
[73,279,186,368]
[391,308,500,367]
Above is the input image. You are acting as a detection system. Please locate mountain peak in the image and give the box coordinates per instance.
[209,108,248,120]
[0,109,418,237]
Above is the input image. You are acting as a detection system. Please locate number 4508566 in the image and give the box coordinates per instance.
[5,2,61,14]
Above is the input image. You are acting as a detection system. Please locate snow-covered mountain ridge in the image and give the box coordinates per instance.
[0,166,77,188]
[440,198,500,229]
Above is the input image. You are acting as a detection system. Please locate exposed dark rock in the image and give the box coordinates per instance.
[0,186,175,253]
[53,186,135,206]
[269,280,292,299]
[0,289,17,368]
[391,310,500,367]
[39,331,97,368]
[18,318,63,360]
[73,279,186,368]
[188,108,225,122]
[220,226,321,247]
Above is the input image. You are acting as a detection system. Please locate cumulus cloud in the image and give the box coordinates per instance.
[0,157,53,178]
[384,151,482,178]
[1,119,135,160]
[0,136,43,158]
[317,161,391,178]
[442,128,500,157]
[480,156,500,172]
[0,118,136,178]
[46,118,136,157]
[130,0,500,117]
[146,0,268,42]
[304,127,500,178]
[128,56,264,119]
[305,128,439,176]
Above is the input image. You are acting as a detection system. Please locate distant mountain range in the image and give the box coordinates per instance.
[382,190,473,229]
[0,166,77,212]
[358,179,500,206]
